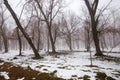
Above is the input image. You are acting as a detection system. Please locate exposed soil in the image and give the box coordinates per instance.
[0,60,64,80]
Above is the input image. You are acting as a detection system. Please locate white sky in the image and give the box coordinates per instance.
[1,0,120,30]
[4,0,120,16]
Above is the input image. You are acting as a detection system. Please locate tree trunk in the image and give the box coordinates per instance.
[37,19,41,52]
[16,27,22,56]
[92,22,103,56]
[0,36,2,51]
[49,29,56,53]
[3,32,8,53]
[86,31,90,52]
[47,31,50,52]
[1,28,8,53]
[4,0,42,59]
[69,35,72,51]
[48,26,56,53]
[37,30,40,51]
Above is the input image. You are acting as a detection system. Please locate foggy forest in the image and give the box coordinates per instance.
[0,0,120,80]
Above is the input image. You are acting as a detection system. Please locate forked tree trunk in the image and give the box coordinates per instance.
[4,0,42,59]
[84,0,103,56]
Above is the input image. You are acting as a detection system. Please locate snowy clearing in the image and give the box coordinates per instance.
[0,50,120,80]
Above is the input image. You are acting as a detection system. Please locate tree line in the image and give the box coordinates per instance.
[0,0,120,58]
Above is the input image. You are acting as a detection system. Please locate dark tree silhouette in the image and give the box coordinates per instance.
[84,0,103,56]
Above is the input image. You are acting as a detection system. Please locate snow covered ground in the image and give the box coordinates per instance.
[0,50,120,80]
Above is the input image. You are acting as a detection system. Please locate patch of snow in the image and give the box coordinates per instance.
[0,62,4,66]
[0,50,120,79]
[0,72,10,80]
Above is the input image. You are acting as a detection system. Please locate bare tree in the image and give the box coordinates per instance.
[60,13,80,51]
[32,3,43,51]
[97,14,110,51]
[84,0,112,56]
[52,22,60,46]
[33,0,64,53]
[83,18,92,52]
[3,0,42,59]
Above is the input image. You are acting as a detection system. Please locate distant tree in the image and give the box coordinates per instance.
[11,2,34,56]
[0,5,8,53]
[30,3,43,51]
[81,8,92,51]
[60,13,80,51]
[53,22,61,45]
[34,0,64,53]
[97,15,110,51]
[83,18,92,52]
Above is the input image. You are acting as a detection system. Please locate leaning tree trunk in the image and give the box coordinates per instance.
[4,0,42,59]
